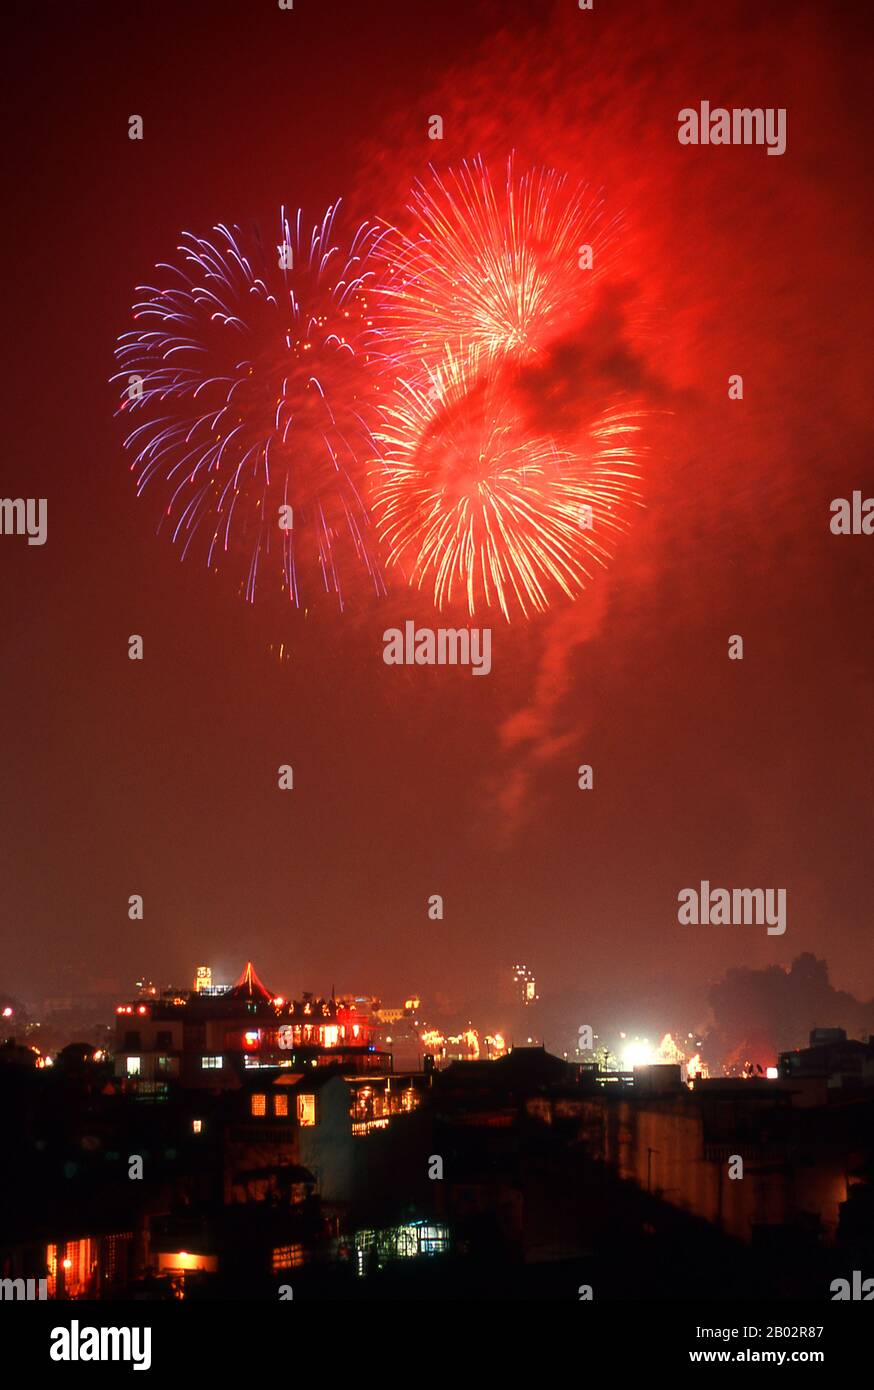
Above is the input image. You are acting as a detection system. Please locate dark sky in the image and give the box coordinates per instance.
[3,0,872,1012]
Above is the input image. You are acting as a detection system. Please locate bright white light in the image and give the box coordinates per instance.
[766,1066,779,1079]
[623,1041,654,1069]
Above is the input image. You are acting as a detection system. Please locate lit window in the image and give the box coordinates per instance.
[297,1094,316,1126]
[251,1094,267,1117]
[192,1119,203,1134]
[46,1239,95,1298]
[271,1243,304,1271]
[274,1094,288,1117]
[201,1055,223,1070]
[126,1056,141,1077]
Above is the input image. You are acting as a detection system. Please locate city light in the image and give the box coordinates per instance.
[622,1039,654,1069]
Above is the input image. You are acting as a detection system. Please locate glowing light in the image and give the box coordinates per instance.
[766,1066,779,1079]
[157,1250,217,1273]
[297,1093,316,1126]
[655,1032,685,1065]
[622,1040,655,1069]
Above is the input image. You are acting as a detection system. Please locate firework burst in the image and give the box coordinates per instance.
[376,154,618,370]
[371,349,642,622]
[113,205,389,608]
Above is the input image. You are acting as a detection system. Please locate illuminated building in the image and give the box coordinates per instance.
[237,1069,431,1203]
[113,961,388,1089]
[354,1220,449,1275]
[372,995,422,1027]
[40,1234,134,1299]
[193,966,212,993]
[375,1005,404,1024]
[511,963,538,1006]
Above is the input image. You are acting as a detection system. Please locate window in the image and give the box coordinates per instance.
[274,1094,288,1117]
[251,1094,267,1117]
[192,1119,203,1134]
[297,1093,316,1126]
[271,1244,304,1271]
[201,1055,223,1070]
[126,1056,141,1077]
[46,1239,96,1299]
[156,1056,178,1075]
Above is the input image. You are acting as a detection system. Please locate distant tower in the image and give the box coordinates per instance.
[511,963,538,1006]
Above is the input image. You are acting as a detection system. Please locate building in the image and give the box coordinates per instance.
[114,962,388,1089]
[510,964,538,1006]
[779,1029,874,1088]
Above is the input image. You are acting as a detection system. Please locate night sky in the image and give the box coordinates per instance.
[3,0,872,1014]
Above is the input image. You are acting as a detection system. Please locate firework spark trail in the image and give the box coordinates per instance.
[368,155,644,620]
[371,348,643,622]
[113,205,390,609]
[375,154,619,370]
